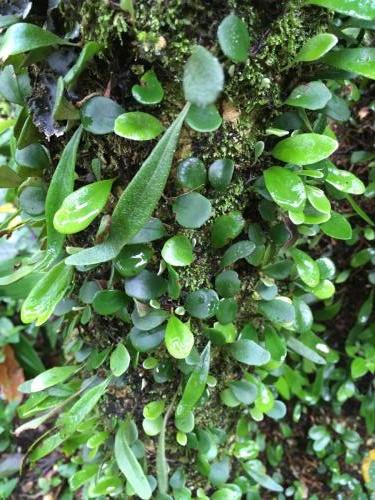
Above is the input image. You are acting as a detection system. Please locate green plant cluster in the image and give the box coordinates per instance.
[0,0,374,498]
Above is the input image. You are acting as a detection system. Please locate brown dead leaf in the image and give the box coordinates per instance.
[222,101,241,123]
[0,345,24,402]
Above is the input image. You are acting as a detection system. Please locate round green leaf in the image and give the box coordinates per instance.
[285,81,332,110]
[114,112,164,140]
[264,166,306,211]
[272,133,338,165]
[183,45,224,107]
[208,158,234,190]
[15,143,50,177]
[295,33,338,62]
[176,157,206,190]
[165,315,194,359]
[217,14,250,63]
[229,339,271,366]
[211,211,245,248]
[124,270,167,301]
[53,179,113,234]
[19,185,46,216]
[185,288,219,319]
[221,241,255,267]
[81,97,124,135]
[185,103,222,132]
[320,211,352,240]
[161,235,194,267]
[258,298,295,325]
[131,70,164,105]
[110,343,130,377]
[129,325,165,352]
[310,279,335,299]
[114,244,153,277]
[173,192,212,228]
[92,290,127,315]
[215,270,241,297]
[290,248,320,287]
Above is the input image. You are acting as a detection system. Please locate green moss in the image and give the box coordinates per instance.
[80,0,129,48]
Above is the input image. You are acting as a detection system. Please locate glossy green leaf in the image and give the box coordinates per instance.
[114,111,164,140]
[21,261,73,326]
[306,185,331,214]
[110,343,131,377]
[221,241,255,267]
[114,244,153,277]
[92,290,127,315]
[290,248,320,287]
[53,179,113,234]
[81,97,124,135]
[323,48,375,80]
[186,103,222,132]
[176,157,206,190]
[285,81,331,110]
[165,315,194,359]
[264,166,306,211]
[215,270,241,297]
[287,337,326,365]
[307,0,375,20]
[320,211,352,240]
[129,325,165,352]
[310,278,335,299]
[258,298,295,325]
[217,14,250,62]
[19,185,46,216]
[173,192,212,228]
[211,211,245,249]
[208,158,234,190]
[124,270,167,301]
[325,165,365,195]
[175,343,211,419]
[183,45,224,107]
[132,70,164,104]
[185,289,219,319]
[19,366,78,393]
[114,422,152,500]
[46,126,83,261]
[64,41,102,88]
[131,308,168,331]
[66,105,189,266]
[129,218,167,244]
[15,143,50,177]
[242,460,283,492]
[272,133,338,165]
[0,65,30,105]
[229,339,271,366]
[0,23,67,62]
[295,33,338,62]
[161,235,194,267]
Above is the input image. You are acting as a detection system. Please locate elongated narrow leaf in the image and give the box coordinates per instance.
[66,105,189,266]
[19,366,78,393]
[323,48,375,80]
[64,41,102,88]
[58,378,109,437]
[45,127,82,261]
[0,23,67,62]
[175,343,211,419]
[287,337,326,364]
[21,261,73,326]
[307,0,375,21]
[114,423,152,500]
